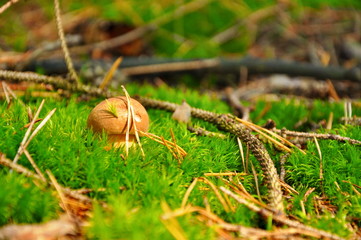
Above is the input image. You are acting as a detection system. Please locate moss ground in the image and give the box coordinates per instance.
[0,83,360,238]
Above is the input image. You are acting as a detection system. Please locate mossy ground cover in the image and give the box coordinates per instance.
[0,83,360,239]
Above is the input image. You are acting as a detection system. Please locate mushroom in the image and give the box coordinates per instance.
[87,96,149,148]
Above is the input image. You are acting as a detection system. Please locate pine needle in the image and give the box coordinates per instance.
[121,85,145,158]
[47,170,73,219]
[237,137,247,173]
[236,117,306,154]
[313,137,323,180]
[160,201,187,240]
[181,178,198,208]
[139,131,187,157]
[13,99,46,164]
[99,57,123,90]
[199,177,231,212]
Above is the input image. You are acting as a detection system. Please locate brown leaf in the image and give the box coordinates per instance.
[171,100,191,124]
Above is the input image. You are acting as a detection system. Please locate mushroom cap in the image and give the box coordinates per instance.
[87,96,149,135]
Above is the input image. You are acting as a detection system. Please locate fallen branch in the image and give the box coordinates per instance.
[220,186,345,240]
[273,128,361,145]
[22,57,361,82]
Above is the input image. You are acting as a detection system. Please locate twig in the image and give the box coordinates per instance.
[224,87,250,120]
[273,128,361,145]
[279,153,289,182]
[220,187,345,240]
[0,0,19,15]
[122,59,219,76]
[23,57,361,82]
[53,0,80,84]
[187,125,227,139]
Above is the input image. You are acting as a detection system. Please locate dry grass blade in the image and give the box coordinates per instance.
[250,161,262,202]
[47,170,73,219]
[2,82,17,100]
[160,136,180,160]
[160,201,187,240]
[327,112,334,130]
[13,99,45,164]
[181,178,198,208]
[342,180,361,196]
[0,0,19,15]
[199,177,231,212]
[218,177,269,209]
[236,117,306,154]
[1,81,11,104]
[204,172,246,177]
[162,205,225,224]
[121,85,145,158]
[237,137,247,173]
[15,108,57,164]
[170,129,183,162]
[313,136,323,180]
[99,57,123,90]
[219,187,345,240]
[344,100,352,124]
[139,131,187,157]
[23,149,46,182]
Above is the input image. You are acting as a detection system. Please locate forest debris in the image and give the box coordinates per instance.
[224,87,250,120]
[273,128,361,145]
[171,100,191,124]
[0,0,19,15]
[187,125,227,139]
[53,0,80,85]
[0,214,79,240]
[220,187,345,240]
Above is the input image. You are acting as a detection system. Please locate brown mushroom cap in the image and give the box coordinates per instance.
[87,96,149,136]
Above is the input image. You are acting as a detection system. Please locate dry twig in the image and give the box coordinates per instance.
[220,187,344,240]
[274,128,361,145]
[53,0,80,84]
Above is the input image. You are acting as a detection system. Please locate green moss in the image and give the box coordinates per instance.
[0,84,360,238]
[0,172,58,225]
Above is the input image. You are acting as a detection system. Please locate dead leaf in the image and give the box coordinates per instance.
[172,100,191,124]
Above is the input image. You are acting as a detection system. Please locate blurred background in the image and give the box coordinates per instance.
[0,0,360,58]
[1,0,361,97]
